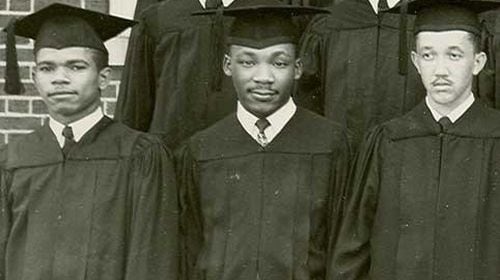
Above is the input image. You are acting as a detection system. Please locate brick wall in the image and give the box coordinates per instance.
[0,0,123,144]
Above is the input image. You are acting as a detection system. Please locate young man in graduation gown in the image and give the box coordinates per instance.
[331,1,500,279]
[296,0,499,150]
[176,1,350,279]
[0,4,178,280]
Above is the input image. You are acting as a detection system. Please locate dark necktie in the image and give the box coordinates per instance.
[378,0,389,11]
[62,125,76,156]
[205,0,222,9]
[255,118,271,147]
[438,116,452,132]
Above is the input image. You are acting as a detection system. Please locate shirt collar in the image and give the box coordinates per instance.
[425,93,475,123]
[49,107,104,147]
[199,0,235,8]
[237,98,297,145]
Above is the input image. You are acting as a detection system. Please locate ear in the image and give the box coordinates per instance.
[32,67,42,93]
[98,67,111,91]
[223,54,232,76]
[472,51,487,75]
[294,58,303,80]
[410,51,421,74]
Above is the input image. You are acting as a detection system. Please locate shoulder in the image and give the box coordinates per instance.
[104,121,170,157]
[186,113,239,148]
[294,107,348,143]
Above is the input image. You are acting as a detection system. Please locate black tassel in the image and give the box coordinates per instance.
[210,6,225,92]
[398,0,408,75]
[480,19,495,73]
[4,18,24,95]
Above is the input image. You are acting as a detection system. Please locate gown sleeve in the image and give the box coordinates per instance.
[296,14,328,115]
[329,126,384,280]
[0,151,10,280]
[175,143,204,280]
[114,14,157,132]
[325,129,352,279]
[124,137,179,280]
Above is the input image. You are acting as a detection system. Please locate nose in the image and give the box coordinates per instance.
[433,57,450,77]
[51,67,70,85]
[252,64,275,84]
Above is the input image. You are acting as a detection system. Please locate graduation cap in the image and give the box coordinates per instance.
[3,3,136,95]
[386,0,500,74]
[192,0,329,49]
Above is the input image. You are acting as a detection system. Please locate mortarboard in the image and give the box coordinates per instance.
[193,0,329,49]
[386,0,500,74]
[3,3,136,95]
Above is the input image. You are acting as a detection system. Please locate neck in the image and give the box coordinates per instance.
[50,103,100,125]
[427,90,472,117]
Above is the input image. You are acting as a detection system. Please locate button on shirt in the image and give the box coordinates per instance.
[425,93,475,123]
[237,98,297,146]
[49,108,104,148]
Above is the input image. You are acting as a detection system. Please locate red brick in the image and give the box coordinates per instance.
[102,84,117,98]
[10,0,31,11]
[0,48,34,62]
[0,31,32,45]
[104,100,115,116]
[0,116,41,129]
[35,0,81,10]
[0,66,32,81]
[32,99,48,114]
[7,99,29,113]
[0,82,38,96]
[110,66,123,81]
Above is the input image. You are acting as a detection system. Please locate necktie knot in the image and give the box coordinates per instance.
[62,126,74,141]
[206,0,223,9]
[255,118,270,134]
[438,116,452,132]
[255,118,270,147]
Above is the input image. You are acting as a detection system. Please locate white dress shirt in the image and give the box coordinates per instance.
[237,98,297,146]
[49,107,104,148]
[425,93,475,123]
[368,0,400,14]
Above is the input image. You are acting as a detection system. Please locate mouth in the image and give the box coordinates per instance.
[249,88,277,95]
[48,91,77,97]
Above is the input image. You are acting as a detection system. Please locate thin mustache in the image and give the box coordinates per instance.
[432,79,452,86]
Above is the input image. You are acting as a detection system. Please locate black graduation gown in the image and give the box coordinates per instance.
[332,101,500,280]
[176,108,350,280]
[297,0,498,149]
[114,0,237,149]
[0,117,178,280]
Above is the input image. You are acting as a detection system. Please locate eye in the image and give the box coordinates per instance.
[273,60,290,68]
[449,52,463,61]
[36,65,54,72]
[421,52,434,61]
[69,64,88,71]
[238,59,255,68]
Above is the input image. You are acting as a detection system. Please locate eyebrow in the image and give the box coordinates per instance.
[37,59,90,65]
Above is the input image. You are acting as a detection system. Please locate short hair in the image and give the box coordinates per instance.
[413,30,481,54]
[34,47,109,70]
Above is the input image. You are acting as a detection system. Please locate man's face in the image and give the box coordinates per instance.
[223,43,302,118]
[33,47,110,123]
[411,30,486,111]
